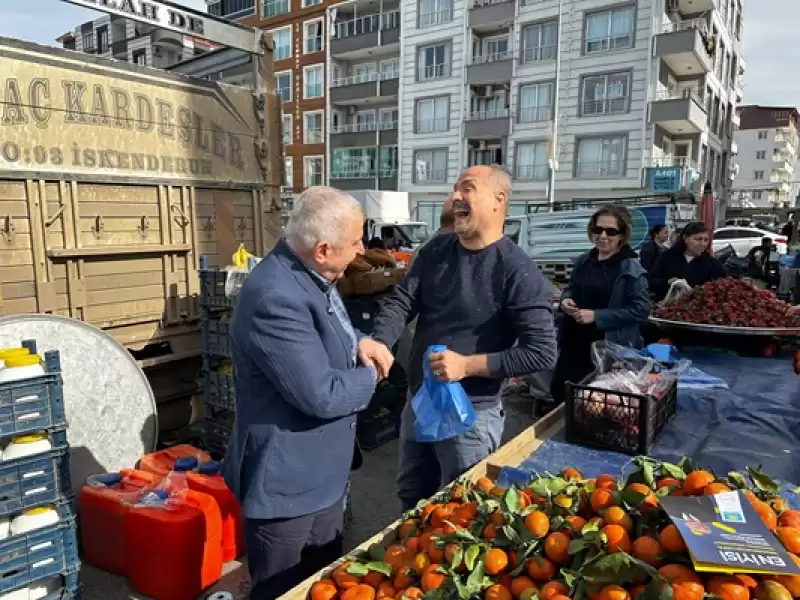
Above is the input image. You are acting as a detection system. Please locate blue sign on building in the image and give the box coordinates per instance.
[648,166,683,193]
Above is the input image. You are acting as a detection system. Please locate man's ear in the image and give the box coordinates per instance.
[313,241,329,262]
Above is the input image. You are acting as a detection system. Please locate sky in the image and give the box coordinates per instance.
[0,0,792,107]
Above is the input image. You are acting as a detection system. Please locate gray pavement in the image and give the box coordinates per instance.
[79,390,537,600]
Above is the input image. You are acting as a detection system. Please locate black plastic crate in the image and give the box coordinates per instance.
[204,365,235,411]
[357,404,402,451]
[199,269,234,310]
[203,317,232,358]
[565,371,678,455]
[0,341,67,438]
[0,433,71,517]
[203,417,232,460]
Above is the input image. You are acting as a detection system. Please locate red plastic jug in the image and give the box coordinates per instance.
[125,458,223,600]
[187,460,244,562]
[78,469,159,576]
[137,444,211,478]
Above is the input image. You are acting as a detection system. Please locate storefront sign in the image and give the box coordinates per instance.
[648,166,683,194]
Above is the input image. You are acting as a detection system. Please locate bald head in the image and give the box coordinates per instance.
[451,165,511,248]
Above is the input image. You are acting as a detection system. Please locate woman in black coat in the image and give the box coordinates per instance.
[639,224,669,272]
[648,221,726,301]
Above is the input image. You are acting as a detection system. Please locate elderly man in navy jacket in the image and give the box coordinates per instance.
[224,187,393,599]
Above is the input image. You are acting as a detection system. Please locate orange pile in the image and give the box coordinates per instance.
[309,459,800,600]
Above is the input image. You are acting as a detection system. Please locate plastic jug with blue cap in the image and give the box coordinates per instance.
[78,468,159,576]
[137,444,211,478]
[187,460,244,561]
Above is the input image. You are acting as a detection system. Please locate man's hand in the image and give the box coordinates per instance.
[358,338,394,380]
[561,298,578,315]
[429,349,468,382]
[576,309,595,324]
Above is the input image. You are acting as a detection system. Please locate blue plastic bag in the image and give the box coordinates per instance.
[412,345,476,442]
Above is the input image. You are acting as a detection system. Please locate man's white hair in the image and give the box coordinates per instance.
[285,186,363,250]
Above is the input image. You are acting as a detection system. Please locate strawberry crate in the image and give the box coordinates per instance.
[0,430,71,517]
[0,505,79,595]
[0,341,67,438]
[564,372,678,456]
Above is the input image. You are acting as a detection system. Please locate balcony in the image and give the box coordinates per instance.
[464,109,510,138]
[330,71,400,105]
[151,29,183,49]
[330,11,400,57]
[261,0,290,18]
[675,0,716,12]
[772,156,793,173]
[646,155,699,171]
[775,133,798,156]
[330,121,398,148]
[466,51,513,85]
[654,19,713,76]
[771,177,791,194]
[330,169,398,191]
[468,0,515,30]
[648,87,707,134]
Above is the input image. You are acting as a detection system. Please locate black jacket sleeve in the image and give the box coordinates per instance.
[648,252,671,301]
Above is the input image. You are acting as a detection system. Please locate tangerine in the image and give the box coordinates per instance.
[405,537,420,554]
[551,595,571,600]
[510,577,538,599]
[562,467,583,482]
[564,515,587,533]
[335,566,362,590]
[591,488,616,513]
[672,581,704,600]
[632,535,663,566]
[703,482,732,495]
[525,511,550,538]
[420,565,446,592]
[377,582,396,599]
[773,554,800,596]
[598,584,630,600]
[491,509,506,526]
[476,477,495,493]
[755,581,793,600]
[426,539,444,562]
[776,527,800,554]
[398,587,424,600]
[484,523,498,541]
[385,546,413,572]
[626,483,659,511]
[411,553,430,575]
[393,567,414,591]
[544,532,571,564]
[399,520,418,539]
[707,576,750,600]
[342,584,377,600]
[603,506,633,533]
[658,564,702,585]
[596,474,618,490]
[682,471,715,495]
[540,581,569,600]
[659,524,688,553]
[779,510,800,529]
[602,524,631,553]
[486,548,510,575]
[364,571,387,588]
[526,556,557,581]
[444,543,462,569]
[311,579,338,600]
[486,584,514,600]
[751,499,778,531]
[657,477,682,490]
[630,585,646,599]
[430,507,452,530]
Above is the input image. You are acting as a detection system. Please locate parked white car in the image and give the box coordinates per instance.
[712,226,788,257]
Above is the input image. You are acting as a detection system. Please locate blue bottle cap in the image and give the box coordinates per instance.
[153,490,169,500]
[197,460,222,475]
[173,456,199,472]
[89,472,122,487]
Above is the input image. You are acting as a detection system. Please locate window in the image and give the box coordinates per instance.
[754,170,764,180]
[380,108,398,129]
[82,32,94,52]
[284,156,293,188]
[518,82,553,123]
[414,149,448,182]
[757,130,768,140]
[96,27,108,53]
[477,35,510,61]
[331,147,397,178]
[756,150,766,160]
[276,71,291,102]
[303,0,322,6]
[380,58,400,80]
[304,19,323,54]
[132,49,146,65]
[282,114,292,146]
[417,42,451,81]
[418,0,452,28]
[581,72,630,116]
[303,65,324,99]
[575,135,627,177]
[415,96,450,133]
[304,111,324,143]
[304,156,324,187]
[521,21,557,63]
[468,145,503,166]
[353,62,377,83]
[262,0,290,18]
[515,142,549,181]
[584,6,634,54]
[271,26,291,60]
[753,191,763,200]
[355,110,376,132]
[216,0,255,19]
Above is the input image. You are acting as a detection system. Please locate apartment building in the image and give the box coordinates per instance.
[732,106,799,208]
[395,0,744,216]
[58,15,215,69]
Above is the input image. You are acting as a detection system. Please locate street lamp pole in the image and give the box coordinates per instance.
[547,0,563,209]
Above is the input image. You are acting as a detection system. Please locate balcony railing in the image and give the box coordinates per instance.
[646,156,699,170]
[419,64,448,81]
[653,86,705,105]
[331,168,398,180]
[262,0,290,18]
[582,97,628,116]
[516,165,548,180]
[519,106,552,123]
[470,0,512,7]
[331,69,399,88]
[521,45,556,63]
[305,37,323,53]
[305,84,323,98]
[576,161,625,178]
[416,169,448,183]
[330,121,398,134]
[334,10,400,39]
[416,118,450,134]
[469,50,513,65]
[662,18,705,33]
[419,9,452,27]
[305,128,324,143]
[467,108,510,120]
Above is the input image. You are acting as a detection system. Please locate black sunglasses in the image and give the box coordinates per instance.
[591,226,621,237]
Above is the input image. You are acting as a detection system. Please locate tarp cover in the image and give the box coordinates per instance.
[503,350,800,507]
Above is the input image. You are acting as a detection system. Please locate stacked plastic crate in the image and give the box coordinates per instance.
[0,339,80,600]
[199,270,236,460]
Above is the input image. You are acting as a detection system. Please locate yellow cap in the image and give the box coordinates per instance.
[12,433,48,444]
[23,506,54,516]
[4,355,40,368]
[0,348,30,359]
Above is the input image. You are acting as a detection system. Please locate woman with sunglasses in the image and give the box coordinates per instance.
[648,221,726,302]
[549,205,651,404]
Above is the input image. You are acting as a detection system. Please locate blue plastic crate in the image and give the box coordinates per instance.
[199,269,234,310]
[0,514,79,594]
[0,341,67,438]
[203,417,232,459]
[203,318,232,358]
[204,367,235,411]
[2,566,81,600]
[0,433,71,518]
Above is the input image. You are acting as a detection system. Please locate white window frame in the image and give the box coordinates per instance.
[518,82,553,123]
[282,114,292,146]
[302,0,322,6]
[284,156,293,188]
[270,25,292,61]
[379,107,398,129]
[580,71,630,116]
[417,42,451,81]
[413,148,448,183]
[380,58,400,80]
[521,21,557,64]
[481,35,510,61]
[303,110,324,144]
[303,18,324,54]
[575,135,627,178]
[418,0,453,28]
[584,6,635,55]
[515,141,549,181]
[355,110,376,132]
[303,64,324,99]
[275,70,292,102]
[415,96,449,133]
[304,155,325,187]
[353,62,377,84]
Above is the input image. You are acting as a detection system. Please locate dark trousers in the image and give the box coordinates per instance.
[245,496,344,600]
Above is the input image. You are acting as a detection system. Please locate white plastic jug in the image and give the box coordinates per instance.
[0,586,29,600]
[29,575,62,600]
[0,355,44,384]
[10,506,59,536]
[3,434,52,462]
[0,518,11,540]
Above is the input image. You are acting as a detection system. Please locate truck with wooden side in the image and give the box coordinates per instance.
[0,33,283,435]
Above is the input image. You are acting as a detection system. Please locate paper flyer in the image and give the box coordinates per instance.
[659,491,800,575]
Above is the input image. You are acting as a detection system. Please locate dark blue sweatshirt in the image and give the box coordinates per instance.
[371,233,558,408]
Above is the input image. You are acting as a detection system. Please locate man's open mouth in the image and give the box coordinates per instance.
[453,201,470,219]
